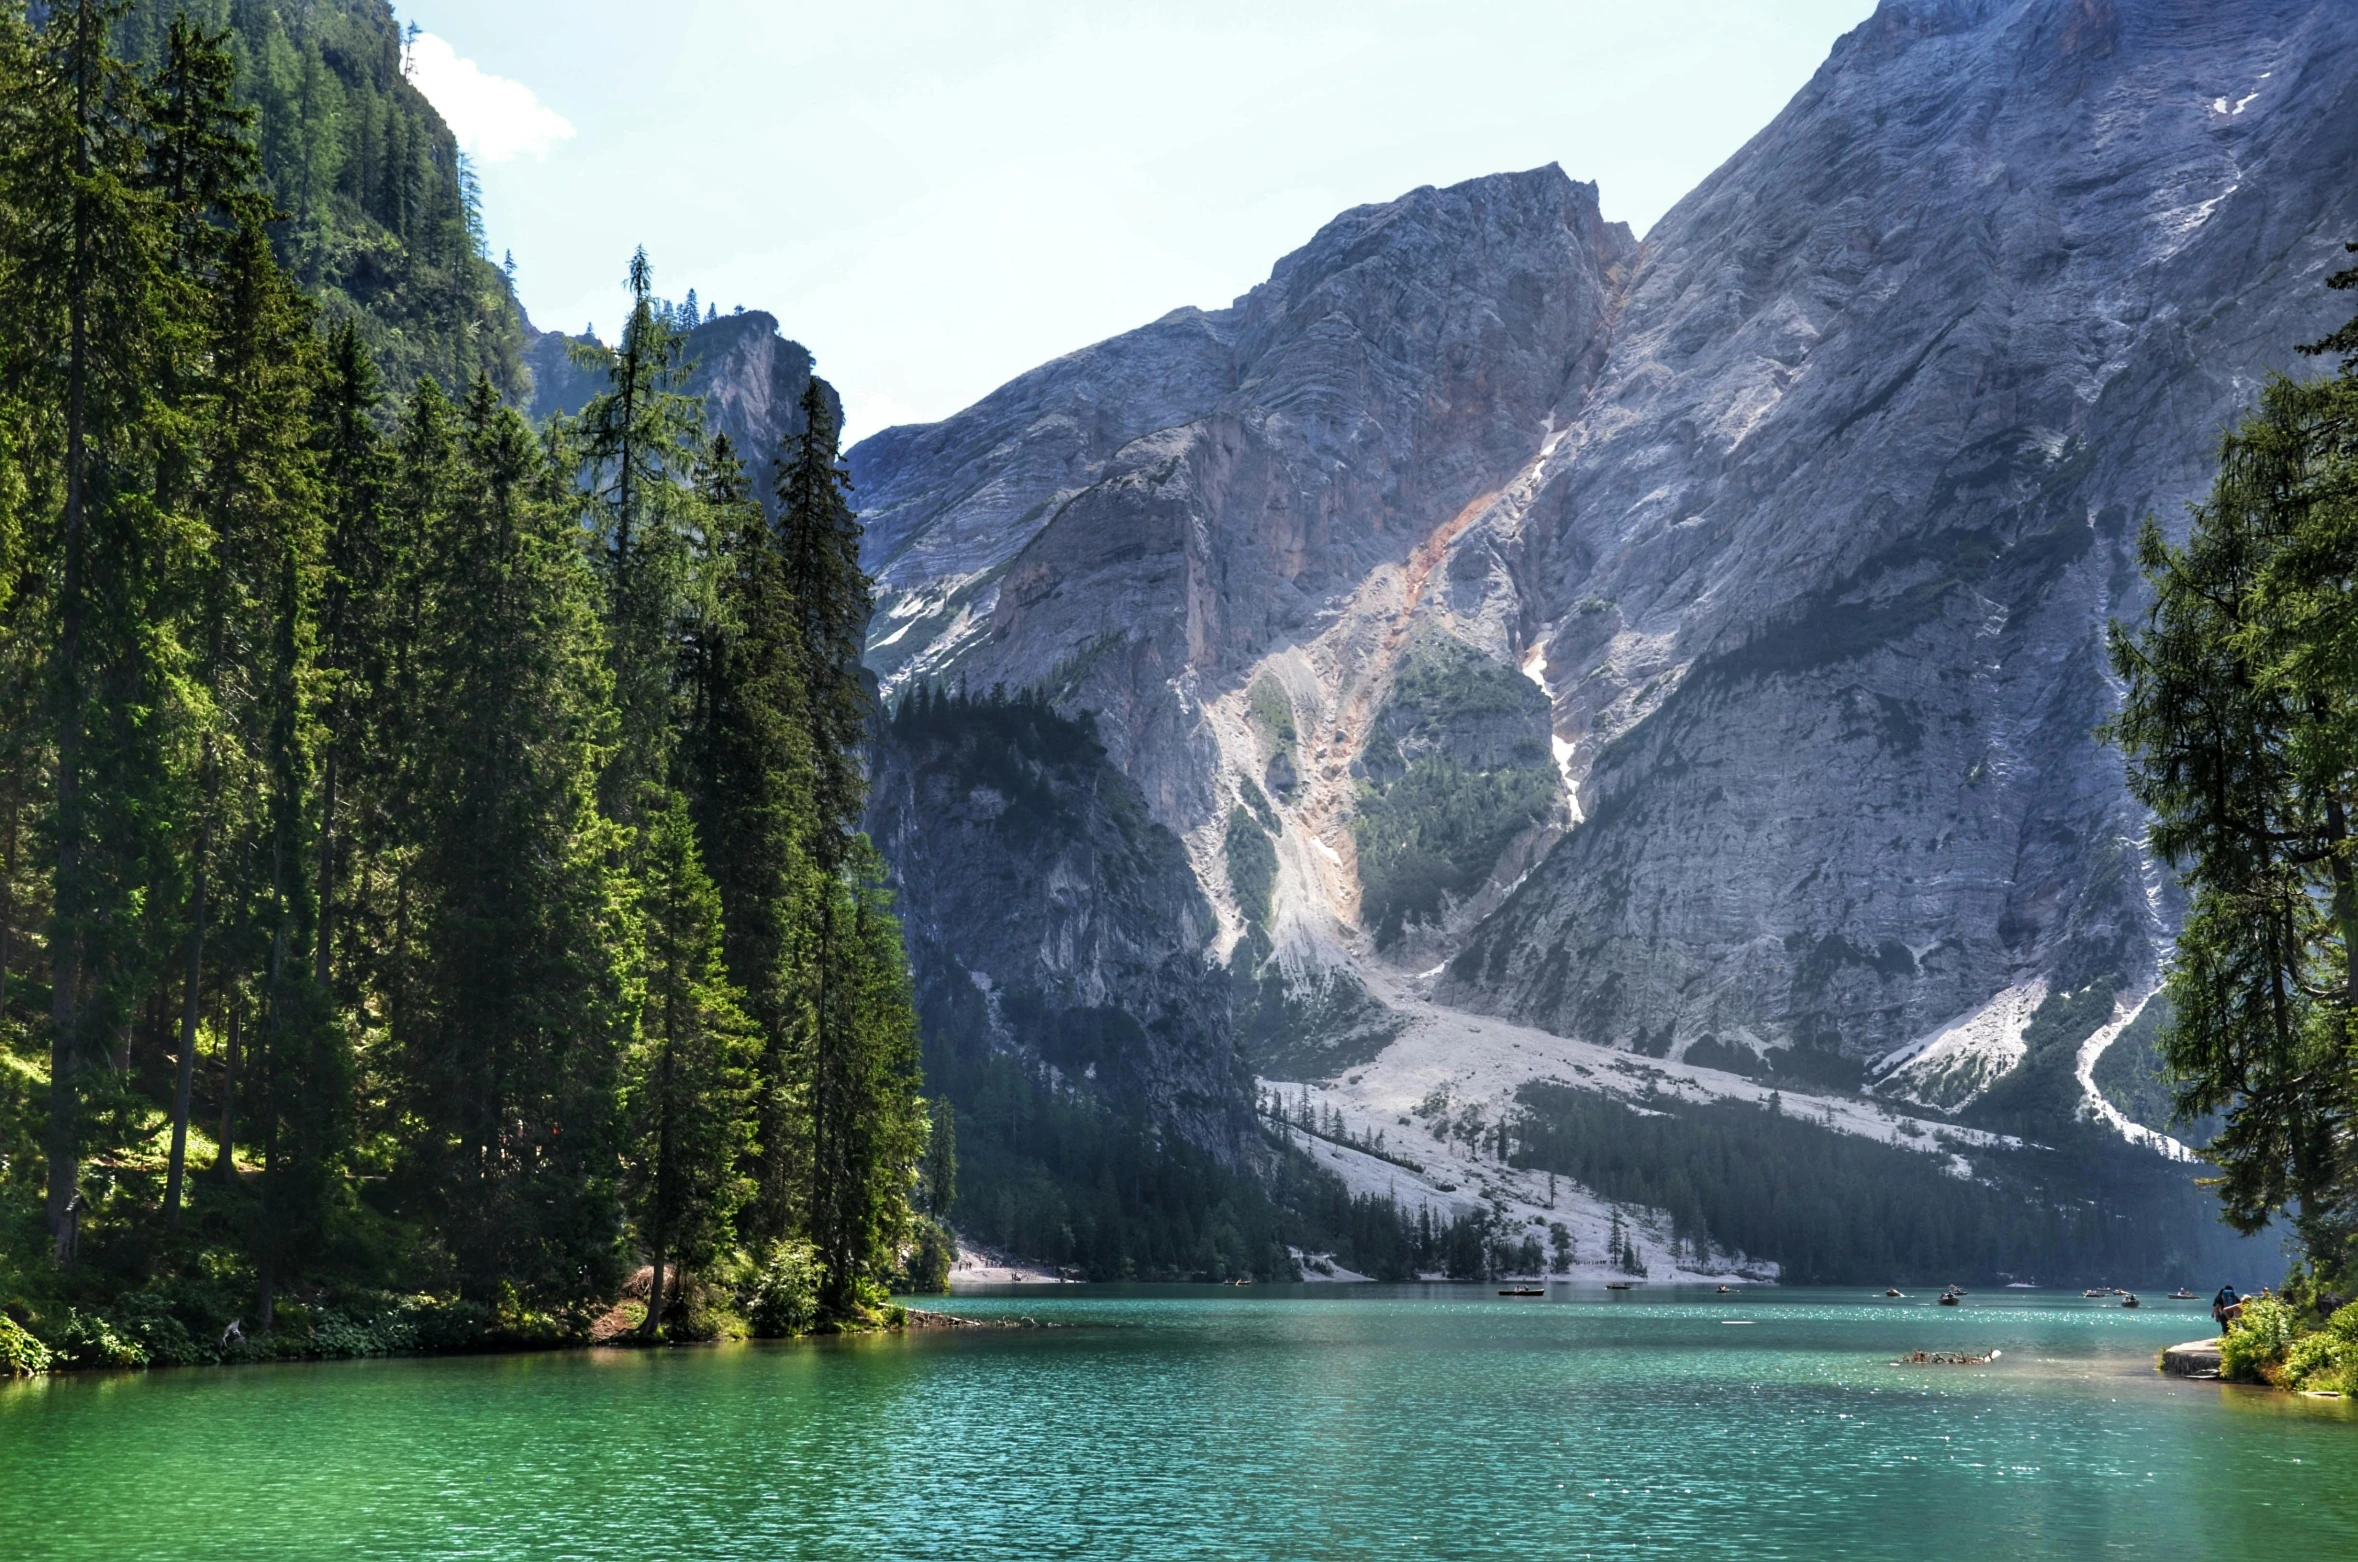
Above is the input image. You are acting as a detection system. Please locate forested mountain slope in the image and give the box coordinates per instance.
[118,0,529,398]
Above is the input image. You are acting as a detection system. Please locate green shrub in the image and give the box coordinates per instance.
[107,1294,205,1367]
[667,1276,739,1342]
[1353,755,1556,945]
[2221,1297,2298,1383]
[1247,675,1297,755]
[52,1308,147,1370]
[1238,775,1279,830]
[2284,1330,2358,1394]
[0,1315,51,1375]
[2327,1300,2358,1344]
[408,1296,494,1353]
[308,1297,422,1358]
[746,1240,822,1336]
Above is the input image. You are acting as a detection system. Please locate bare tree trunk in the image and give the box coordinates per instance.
[643,1034,676,1340]
[0,788,16,1022]
[257,907,286,1333]
[163,850,206,1226]
[314,749,335,990]
[47,1,98,1266]
[2325,791,2358,1010]
[213,994,239,1180]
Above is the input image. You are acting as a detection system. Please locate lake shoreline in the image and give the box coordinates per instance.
[15,1286,2352,1560]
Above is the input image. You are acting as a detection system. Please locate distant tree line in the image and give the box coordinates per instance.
[0,4,925,1356]
[1510,1083,2246,1285]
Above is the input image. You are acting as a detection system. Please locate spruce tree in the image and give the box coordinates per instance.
[682,432,817,1245]
[311,322,393,1003]
[2108,359,2358,1251]
[206,210,346,1323]
[775,376,869,852]
[170,200,323,1234]
[624,790,755,1338]
[804,848,926,1315]
[772,378,928,1312]
[7,0,186,1261]
[922,1097,957,1221]
[401,377,632,1304]
[151,14,265,1229]
[574,248,703,825]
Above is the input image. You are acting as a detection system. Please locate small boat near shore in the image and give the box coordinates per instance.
[1938,1287,1962,1306]
[1498,1286,1546,1297]
[2169,1289,2198,1300]
[2121,1293,2141,1308]
[1884,1288,1905,1298]
[1605,1282,1635,1291]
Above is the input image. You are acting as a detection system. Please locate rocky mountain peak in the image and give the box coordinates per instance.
[852,0,2358,1114]
[524,308,838,500]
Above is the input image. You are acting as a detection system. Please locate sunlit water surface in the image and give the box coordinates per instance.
[5,1285,2355,1559]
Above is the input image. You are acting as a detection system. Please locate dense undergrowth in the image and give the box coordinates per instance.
[0,1000,933,1377]
[2216,1280,2358,1394]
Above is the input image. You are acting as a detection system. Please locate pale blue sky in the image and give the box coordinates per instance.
[400,1,1878,442]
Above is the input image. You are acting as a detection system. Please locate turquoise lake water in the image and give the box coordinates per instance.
[4,1284,2355,1560]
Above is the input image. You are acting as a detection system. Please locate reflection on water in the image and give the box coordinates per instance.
[6,1285,2356,1560]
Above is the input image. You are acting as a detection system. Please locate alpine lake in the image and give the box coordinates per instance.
[5,1285,2354,1559]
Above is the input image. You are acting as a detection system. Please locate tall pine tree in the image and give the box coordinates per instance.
[681,432,816,1245]
[400,377,632,1305]
[623,790,754,1338]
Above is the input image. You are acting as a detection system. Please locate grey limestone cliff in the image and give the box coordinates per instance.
[1445,0,2358,1062]
[853,0,2358,1101]
[858,168,1634,828]
[865,694,1250,1157]
[525,308,840,497]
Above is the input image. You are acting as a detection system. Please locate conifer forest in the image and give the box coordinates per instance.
[0,0,930,1362]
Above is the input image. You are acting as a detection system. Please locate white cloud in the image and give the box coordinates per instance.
[403,33,575,164]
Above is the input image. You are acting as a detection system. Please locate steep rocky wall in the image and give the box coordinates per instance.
[865,694,1251,1158]
[858,167,1634,829]
[850,0,2358,1084]
[525,309,840,500]
[1442,0,2358,1058]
